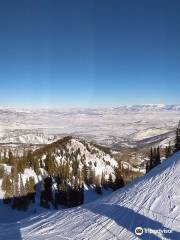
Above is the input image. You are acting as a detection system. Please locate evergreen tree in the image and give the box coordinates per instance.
[26,150,33,167]
[40,179,49,209]
[108,173,113,189]
[44,177,53,202]
[82,163,88,184]
[155,146,161,166]
[33,157,40,175]
[101,172,107,188]
[147,147,161,173]
[88,166,95,185]
[79,183,84,205]
[72,158,79,177]
[175,121,180,152]
[45,153,56,176]
[20,175,25,196]
[58,180,67,206]
[95,176,102,195]
[11,166,20,209]
[64,162,70,180]
[25,177,36,202]
[113,162,124,191]
[2,173,12,204]
[153,148,157,163]
[19,175,29,211]
[146,161,150,173]
[8,150,14,165]
[165,142,172,158]
[0,165,5,178]
[17,158,26,174]
[3,149,7,163]
[149,147,153,171]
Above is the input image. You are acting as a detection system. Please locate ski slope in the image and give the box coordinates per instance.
[1,152,180,239]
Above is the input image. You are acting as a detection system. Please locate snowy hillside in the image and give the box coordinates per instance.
[33,137,118,179]
[0,129,55,145]
[0,105,180,149]
[0,137,121,213]
[0,137,118,185]
[3,151,179,240]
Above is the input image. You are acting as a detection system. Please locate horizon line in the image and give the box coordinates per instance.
[0,103,180,110]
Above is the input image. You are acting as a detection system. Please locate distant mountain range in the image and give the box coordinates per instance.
[1,104,180,112]
[113,104,180,111]
[0,104,180,149]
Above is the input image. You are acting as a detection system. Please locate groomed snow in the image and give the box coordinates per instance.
[1,151,180,239]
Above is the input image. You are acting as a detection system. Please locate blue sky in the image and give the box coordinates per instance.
[0,0,180,107]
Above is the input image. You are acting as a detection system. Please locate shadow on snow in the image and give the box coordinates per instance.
[85,203,180,240]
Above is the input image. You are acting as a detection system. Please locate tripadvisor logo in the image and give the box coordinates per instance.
[135,227,144,236]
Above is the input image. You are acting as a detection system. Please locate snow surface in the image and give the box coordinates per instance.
[1,151,180,239]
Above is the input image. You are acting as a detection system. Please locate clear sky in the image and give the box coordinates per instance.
[0,0,180,108]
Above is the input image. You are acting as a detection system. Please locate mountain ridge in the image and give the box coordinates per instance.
[1,104,180,112]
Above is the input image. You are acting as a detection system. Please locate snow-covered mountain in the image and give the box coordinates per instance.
[2,151,179,240]
[0,137,119,206]
[114,104,180,111]
[0,137,118,179]
[0,104,180,149]
[35,137,118,179]
[0,130,53,145]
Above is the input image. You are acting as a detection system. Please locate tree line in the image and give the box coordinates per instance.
[146,121,180,173]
